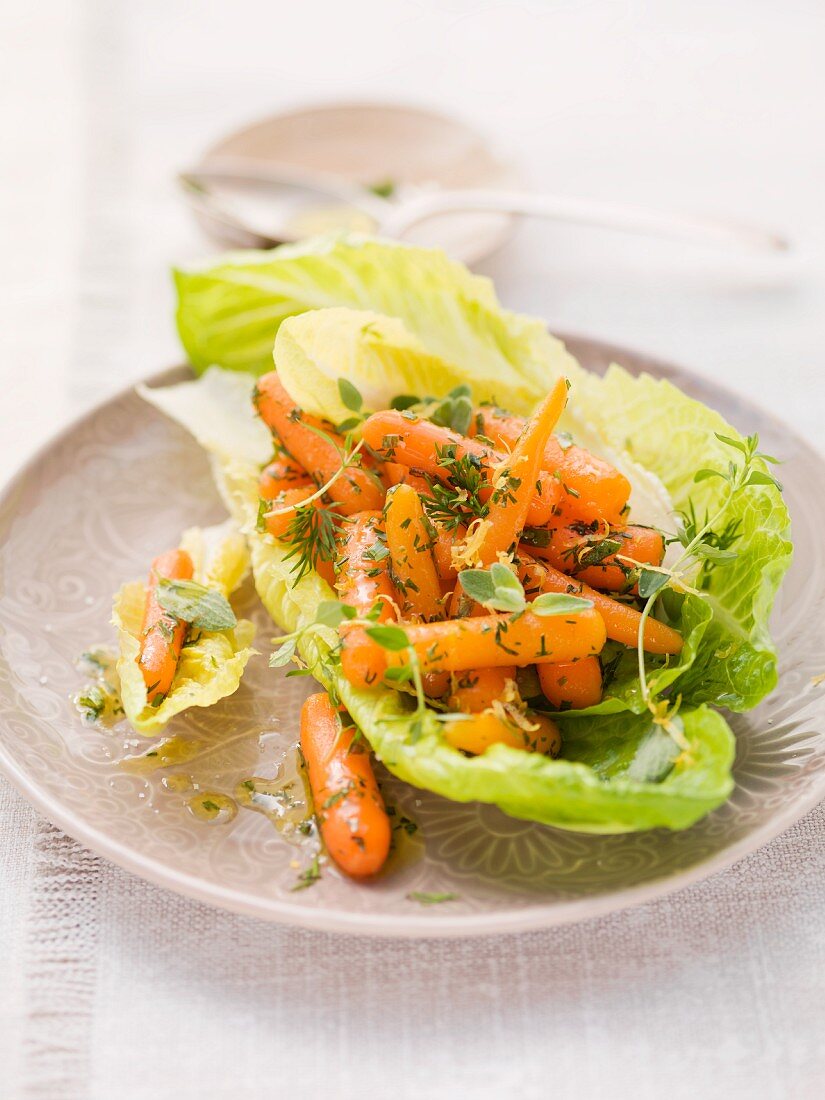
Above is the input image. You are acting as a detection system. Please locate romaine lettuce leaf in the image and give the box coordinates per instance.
[174,233,580,414]
[113,523,256,734]
[573,365,792,711]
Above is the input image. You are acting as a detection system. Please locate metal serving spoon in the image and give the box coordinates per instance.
[178,159,789,255]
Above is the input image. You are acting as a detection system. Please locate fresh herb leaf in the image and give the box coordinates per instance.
[693,543,739,564]
[407,891,458,905]
[322,784,353,809]
[337,377,363,413]
[458,565,527,613]
[713,432,749,456]
[269,636,298,668]
[489,562,522,596]
[745,469,782,490]
[576,538,623,567]
[75,686,106,722]
[368,178,396,199]
[336,416,362,433]
[366,624,411,652]
[315,600,357,628]
[156,578,237,631]
[531,593,594,616]
[291,855,321,891]
[458,568,496,604]
[637,568,670,599]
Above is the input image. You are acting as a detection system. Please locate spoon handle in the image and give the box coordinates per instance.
[383,188,789,254]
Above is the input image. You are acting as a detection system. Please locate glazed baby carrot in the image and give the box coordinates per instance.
[300,693,391,878]
[432,519,465,582]
[361,409,561,526]
[521,522,665,592]
[472,406,631,524]
[477,378,568,565]
[254,372,384,515]
[138,548,194,703]
[442,710,561,756]
[518,556,682,655]
[341,607,606,688]
[262,485,319,539]
[336,511,398,622]
[384,483,443,621]
[258,455,311,499]
[538,657,603,710]
[381,461,431,495]
[449,666,517,713]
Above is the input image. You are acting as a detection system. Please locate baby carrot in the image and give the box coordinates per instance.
[518,556,682,655]
[138,548,194,703]
[300,693,391,879]
[384,484,443,621]
[340,607,606,688]
[258,455,311,499]
[538,657,603,710]
[449,666,517,713]
[431,519,465,582]
[336,511,398,622]
[443,710,561,756]
[477,378,568,565]
[262,486,320,539]
[254,372,385,515]
[361,410,561,526]
[521,523,665,592]
[381,462,431,495]
[380,466,462,583]
[472,406,631,525]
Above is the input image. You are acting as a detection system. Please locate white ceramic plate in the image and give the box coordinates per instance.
[0,335,823,937]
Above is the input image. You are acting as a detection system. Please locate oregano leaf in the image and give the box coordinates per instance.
[337,377,363,413]
[366,624,411,652]
[530,593,594,616]
[638,568,670,600]
[156,578,237,631]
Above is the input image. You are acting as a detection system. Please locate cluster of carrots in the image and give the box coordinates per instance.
[247,370,683,879]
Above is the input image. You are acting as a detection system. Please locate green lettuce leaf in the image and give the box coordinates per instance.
[113,523,256,735]
[572,365,792,711]
[174,233,579,414]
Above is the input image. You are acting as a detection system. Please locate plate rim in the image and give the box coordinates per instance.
[0,344,822,938]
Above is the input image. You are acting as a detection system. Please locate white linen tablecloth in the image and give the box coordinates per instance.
[2,3,824,1097]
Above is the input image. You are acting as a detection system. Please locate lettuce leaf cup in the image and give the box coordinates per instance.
[113,522,256,735]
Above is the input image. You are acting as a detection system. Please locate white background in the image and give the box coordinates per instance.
[1,2,824,1098]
